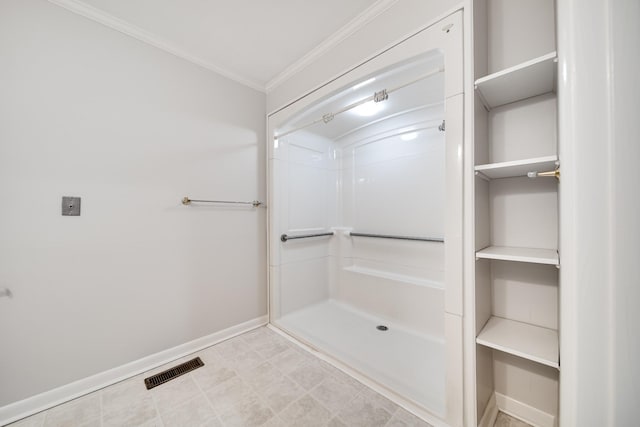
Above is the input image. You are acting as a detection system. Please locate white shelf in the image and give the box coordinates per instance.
[477,316,559,369]
[476,246,559,265]
[475,155,558,180]
[343,265,443,290]
[475,52,557,110]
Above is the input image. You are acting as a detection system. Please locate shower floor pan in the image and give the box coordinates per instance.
[277,299,445,415]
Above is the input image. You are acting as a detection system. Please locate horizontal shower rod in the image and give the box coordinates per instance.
[349,232,444,243]
[280,232,335,242]
[182,197,263,207]
[274,67,444,140]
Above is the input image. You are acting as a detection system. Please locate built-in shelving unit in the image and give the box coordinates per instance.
[472,1,560,426]
[475,51,557,110]
[476,246,558,265]
[476,316,559,369]
[475,155,558,180]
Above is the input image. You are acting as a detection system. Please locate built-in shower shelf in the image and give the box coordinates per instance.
[475,51,557,110]
[476,246,559,266]
[343,265,443,290]
[477,316,559,369]
[475,155,558,180]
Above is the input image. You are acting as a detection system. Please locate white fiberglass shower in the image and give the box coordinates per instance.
[268,12,464,426]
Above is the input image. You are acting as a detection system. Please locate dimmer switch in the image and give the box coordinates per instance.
[62,196,81,216]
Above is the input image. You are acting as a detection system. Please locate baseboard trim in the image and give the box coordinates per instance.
[495,392,556,427]
[478,393,499,427]
[0,315,268,425]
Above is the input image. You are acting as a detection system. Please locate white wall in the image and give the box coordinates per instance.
[0,0,266,408]
[266,0,462,113]
[558,0,640,425]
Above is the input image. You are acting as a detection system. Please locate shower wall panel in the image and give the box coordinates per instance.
[273,131,338,318]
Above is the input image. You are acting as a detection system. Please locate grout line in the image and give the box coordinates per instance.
[147,385,165,427]
[190,370,223,426]
[98,388,103,427]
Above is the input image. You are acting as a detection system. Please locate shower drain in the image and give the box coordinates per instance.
[376,325,389,331]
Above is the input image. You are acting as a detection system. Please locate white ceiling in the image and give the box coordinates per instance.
[55,0,383,91]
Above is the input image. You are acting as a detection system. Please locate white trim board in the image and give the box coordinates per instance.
[47,0,399,94]
[264,0,399,92]
[0,315,268,426]
[47,0,265,91]
[478,393,499,427]
[266,3,465,116]
[494,392,556,427]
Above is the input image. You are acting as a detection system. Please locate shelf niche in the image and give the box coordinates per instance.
[475,155,558,180]
[475,52,557,110]
[476,316,559,369]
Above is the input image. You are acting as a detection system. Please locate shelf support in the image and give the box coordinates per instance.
[527,168,560,180]
[475,171,490,181]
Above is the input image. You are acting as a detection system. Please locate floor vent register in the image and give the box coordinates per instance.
[144,357,204,390]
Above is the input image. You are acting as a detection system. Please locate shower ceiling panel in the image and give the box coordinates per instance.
[278,52,445,141]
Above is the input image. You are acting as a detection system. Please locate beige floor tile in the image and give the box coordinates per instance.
[254,340,291,360]
[261,416,287,427]
[242,361,284,391]
[336,393,392,427]
[359,386,399,415]
[43,393,101,427]
[149,374,201,414]
[10,327,430,427]
[391,407,433,426]
[287,360,329,391]
[205,376,254,415]
[327,417,348,427]
[258,375,304,413]
[102,395,157,427]
[197,345,225,365]
[241,327,277,347]
[218,392,275,427]
[323,366,365,393]
[494,412,533,427]
[101,376,148,415]
[136,417,164,427]
[279,394,332,427]
[268,348,314,375]
[160,395,217,427]
[190,361,237,391]
[215,337,253,359]
[200,418,224,427]
[310,374,360,414]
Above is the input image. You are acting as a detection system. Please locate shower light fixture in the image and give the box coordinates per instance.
[400,132,418,141]
[352,100,384,117]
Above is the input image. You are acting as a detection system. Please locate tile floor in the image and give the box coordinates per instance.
[8,327,433,427]
[493,412,532,427]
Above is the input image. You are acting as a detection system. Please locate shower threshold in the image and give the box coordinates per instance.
[276,299,445,416]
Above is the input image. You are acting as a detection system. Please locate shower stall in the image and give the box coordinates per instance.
[268,12,464,425]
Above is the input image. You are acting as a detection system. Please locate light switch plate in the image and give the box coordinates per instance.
[62,196,81,216]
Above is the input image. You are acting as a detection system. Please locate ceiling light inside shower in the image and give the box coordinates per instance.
[352,100,384,117]
[400,132,418,141]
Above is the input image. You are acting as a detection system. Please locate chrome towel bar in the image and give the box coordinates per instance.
[281,232,334,242]
[349,232,444,243]
[182,197,263,207]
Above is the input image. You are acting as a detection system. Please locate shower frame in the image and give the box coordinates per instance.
[266,11,465,427]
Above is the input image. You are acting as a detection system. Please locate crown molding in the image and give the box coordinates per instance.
[265,0,399,93]
[47,0,266,92]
